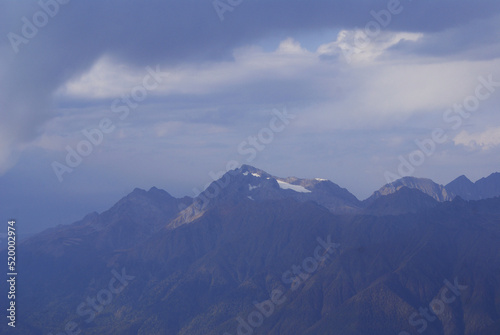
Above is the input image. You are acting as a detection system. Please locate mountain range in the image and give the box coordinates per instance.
[2,165,500,335]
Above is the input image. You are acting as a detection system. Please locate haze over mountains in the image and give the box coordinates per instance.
[445,173,500,200]
[183,164,500,213]
[2,165,500,335]
[173,164,500,219]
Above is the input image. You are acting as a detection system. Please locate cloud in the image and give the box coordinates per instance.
[387,14,500,61]
[58,33,500,119]
[1,0,500,187]
[318,30,423,63]
[55,56,139,99]
[454,128,500,151]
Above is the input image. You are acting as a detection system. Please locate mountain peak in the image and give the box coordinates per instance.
[237,164,273,178]
[447,174,473,186]
[444,173,500,201]
[169,165,362,228]
[364,186,438,216]
[14,168,500,335]
[369,176,454,202]
[125,186,175,202]
[456,174,472,182]
[472,172,500,200]
[131,187,147,194]
[239,164,258,172]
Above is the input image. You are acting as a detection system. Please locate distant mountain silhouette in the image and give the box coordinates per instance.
[446,172,500,200]
[364,187,439,216]
[2,166,500,335]
[367,176,455,203]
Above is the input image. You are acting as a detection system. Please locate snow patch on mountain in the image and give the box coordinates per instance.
[277,180,311,193]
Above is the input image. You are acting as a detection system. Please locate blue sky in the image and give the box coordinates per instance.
[1,0,500,233]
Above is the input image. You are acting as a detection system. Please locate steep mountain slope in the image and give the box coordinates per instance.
[444,175,476,200]
[0,186,193,335]
[2,167,500,335]
[475,172,500,199]
[26,186,193,253]
[364,187,439,216]
[446,172,500,200]
[170,164,361,228]
[5,195,500,335]
[366,176,455,203]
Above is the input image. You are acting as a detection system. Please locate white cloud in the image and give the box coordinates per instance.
[40,33,500,181]
[57,34,500,132]
[317,30,423,64]
[56,56,155,99]
[276,37,308,55]
[58,39,318,100]
[454,128,500,150]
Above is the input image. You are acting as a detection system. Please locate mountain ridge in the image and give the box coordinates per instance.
[446,172,500,200]
[2,165,500,335]
[46,165,500,231]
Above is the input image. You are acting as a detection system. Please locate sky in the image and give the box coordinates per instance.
[1,0,500,234]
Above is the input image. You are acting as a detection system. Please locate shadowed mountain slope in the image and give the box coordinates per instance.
[2,166,500,335]
[446,172,500,200]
